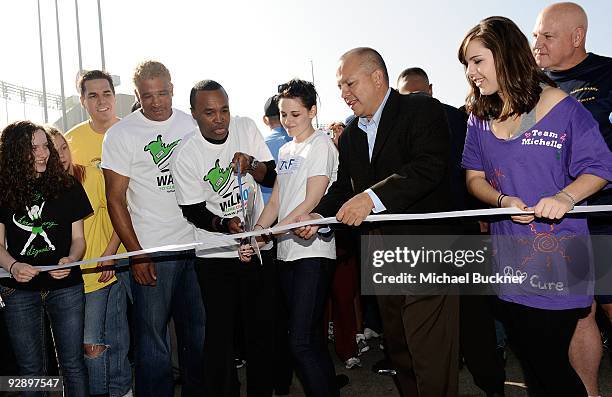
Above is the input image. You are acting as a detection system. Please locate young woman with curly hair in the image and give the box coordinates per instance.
[0,120,93,396]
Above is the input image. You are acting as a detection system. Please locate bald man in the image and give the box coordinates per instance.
[297,47,459,397]
[534,3,612,396]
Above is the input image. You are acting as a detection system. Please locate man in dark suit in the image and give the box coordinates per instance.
[296,47,459,396]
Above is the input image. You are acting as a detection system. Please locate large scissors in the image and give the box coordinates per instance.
[236,160,262,264]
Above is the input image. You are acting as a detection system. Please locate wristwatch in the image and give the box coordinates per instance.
[248,157,260,172]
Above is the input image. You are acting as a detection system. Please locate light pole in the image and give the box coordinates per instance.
[310,59,319,127]
[54,0,67,131]
[75,0,85,121]
[74,0,83,72]
[37,0,48,123]
[97,0,106,70]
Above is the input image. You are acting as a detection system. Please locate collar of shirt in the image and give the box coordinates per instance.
[266,126,288,140]
[357,87,392,160]
[272,126,287,135]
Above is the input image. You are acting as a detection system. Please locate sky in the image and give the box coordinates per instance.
[1,0,611,132]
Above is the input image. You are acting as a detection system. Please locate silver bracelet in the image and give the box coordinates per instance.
[557,189,576,208]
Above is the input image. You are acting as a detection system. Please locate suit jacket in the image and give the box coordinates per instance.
[314,89,453,236]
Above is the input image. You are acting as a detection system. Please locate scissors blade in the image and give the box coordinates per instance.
[236,161,261,264]
[236,160,248,224]
[247,187,263,265]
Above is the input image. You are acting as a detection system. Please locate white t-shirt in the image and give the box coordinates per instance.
[276,130,338,262]
[171,116,273,258]
[101,109,197,249]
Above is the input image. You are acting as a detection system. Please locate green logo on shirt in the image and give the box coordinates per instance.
[204,159,232,193]
[144,134,181,171]
[12,202,57,257]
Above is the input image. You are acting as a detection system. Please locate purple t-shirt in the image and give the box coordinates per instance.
[462,96,612,310]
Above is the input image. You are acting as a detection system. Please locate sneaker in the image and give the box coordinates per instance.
[356,333,370,355]
[372,358,396,376]
[235,358,246,369]
[345,357,362,369]
[364,327,380,340]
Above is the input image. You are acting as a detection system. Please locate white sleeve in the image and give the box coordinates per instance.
[246,118,273,162]
[306,137,338,179]
[170,145,207,206]
[101,125,132,177]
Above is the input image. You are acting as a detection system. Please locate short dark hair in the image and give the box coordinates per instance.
[190,80,225,108]
[397,67,429,85]
[264,95,280,117]
[277,79,318,110]
[458,16,556,121]
[78,70,115,96]
[341,47,389,84]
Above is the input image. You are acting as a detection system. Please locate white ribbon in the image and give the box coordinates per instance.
[1,205,611,278]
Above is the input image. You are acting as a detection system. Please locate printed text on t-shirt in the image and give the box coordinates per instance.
[521,129,566,150]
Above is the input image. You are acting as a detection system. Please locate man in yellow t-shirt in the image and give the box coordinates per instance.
[67,70,132,397]
[66,71,120,168]
[65,121,105,168]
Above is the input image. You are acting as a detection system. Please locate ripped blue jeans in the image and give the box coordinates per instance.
[83,270,131,396]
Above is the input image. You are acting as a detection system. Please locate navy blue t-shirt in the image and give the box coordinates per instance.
[546,53,612,209]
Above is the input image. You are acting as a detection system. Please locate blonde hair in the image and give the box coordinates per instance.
[133,60,171,86]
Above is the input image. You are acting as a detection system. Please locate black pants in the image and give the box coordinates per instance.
[460,295,506,394]
[271,254,294,392]
[498,299,588,397]
[279,257,338,397]
[195,252,276,397]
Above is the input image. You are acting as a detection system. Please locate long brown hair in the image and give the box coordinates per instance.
[0,121,74,211]
[45,126,85,184]
[458,16,556,121]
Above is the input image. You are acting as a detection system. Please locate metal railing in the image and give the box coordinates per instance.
[0,80,64,110]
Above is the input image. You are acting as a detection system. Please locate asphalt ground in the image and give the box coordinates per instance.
[236,340,612,396]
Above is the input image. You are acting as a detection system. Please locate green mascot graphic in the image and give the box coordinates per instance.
[204,159,232,193]
[144,134,181,170]
[13,202,56,256]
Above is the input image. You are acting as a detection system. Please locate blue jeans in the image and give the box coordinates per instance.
[131,250,205,397]
[84,269,131,396]
[279,257,338,397]
[0,283,88,397]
